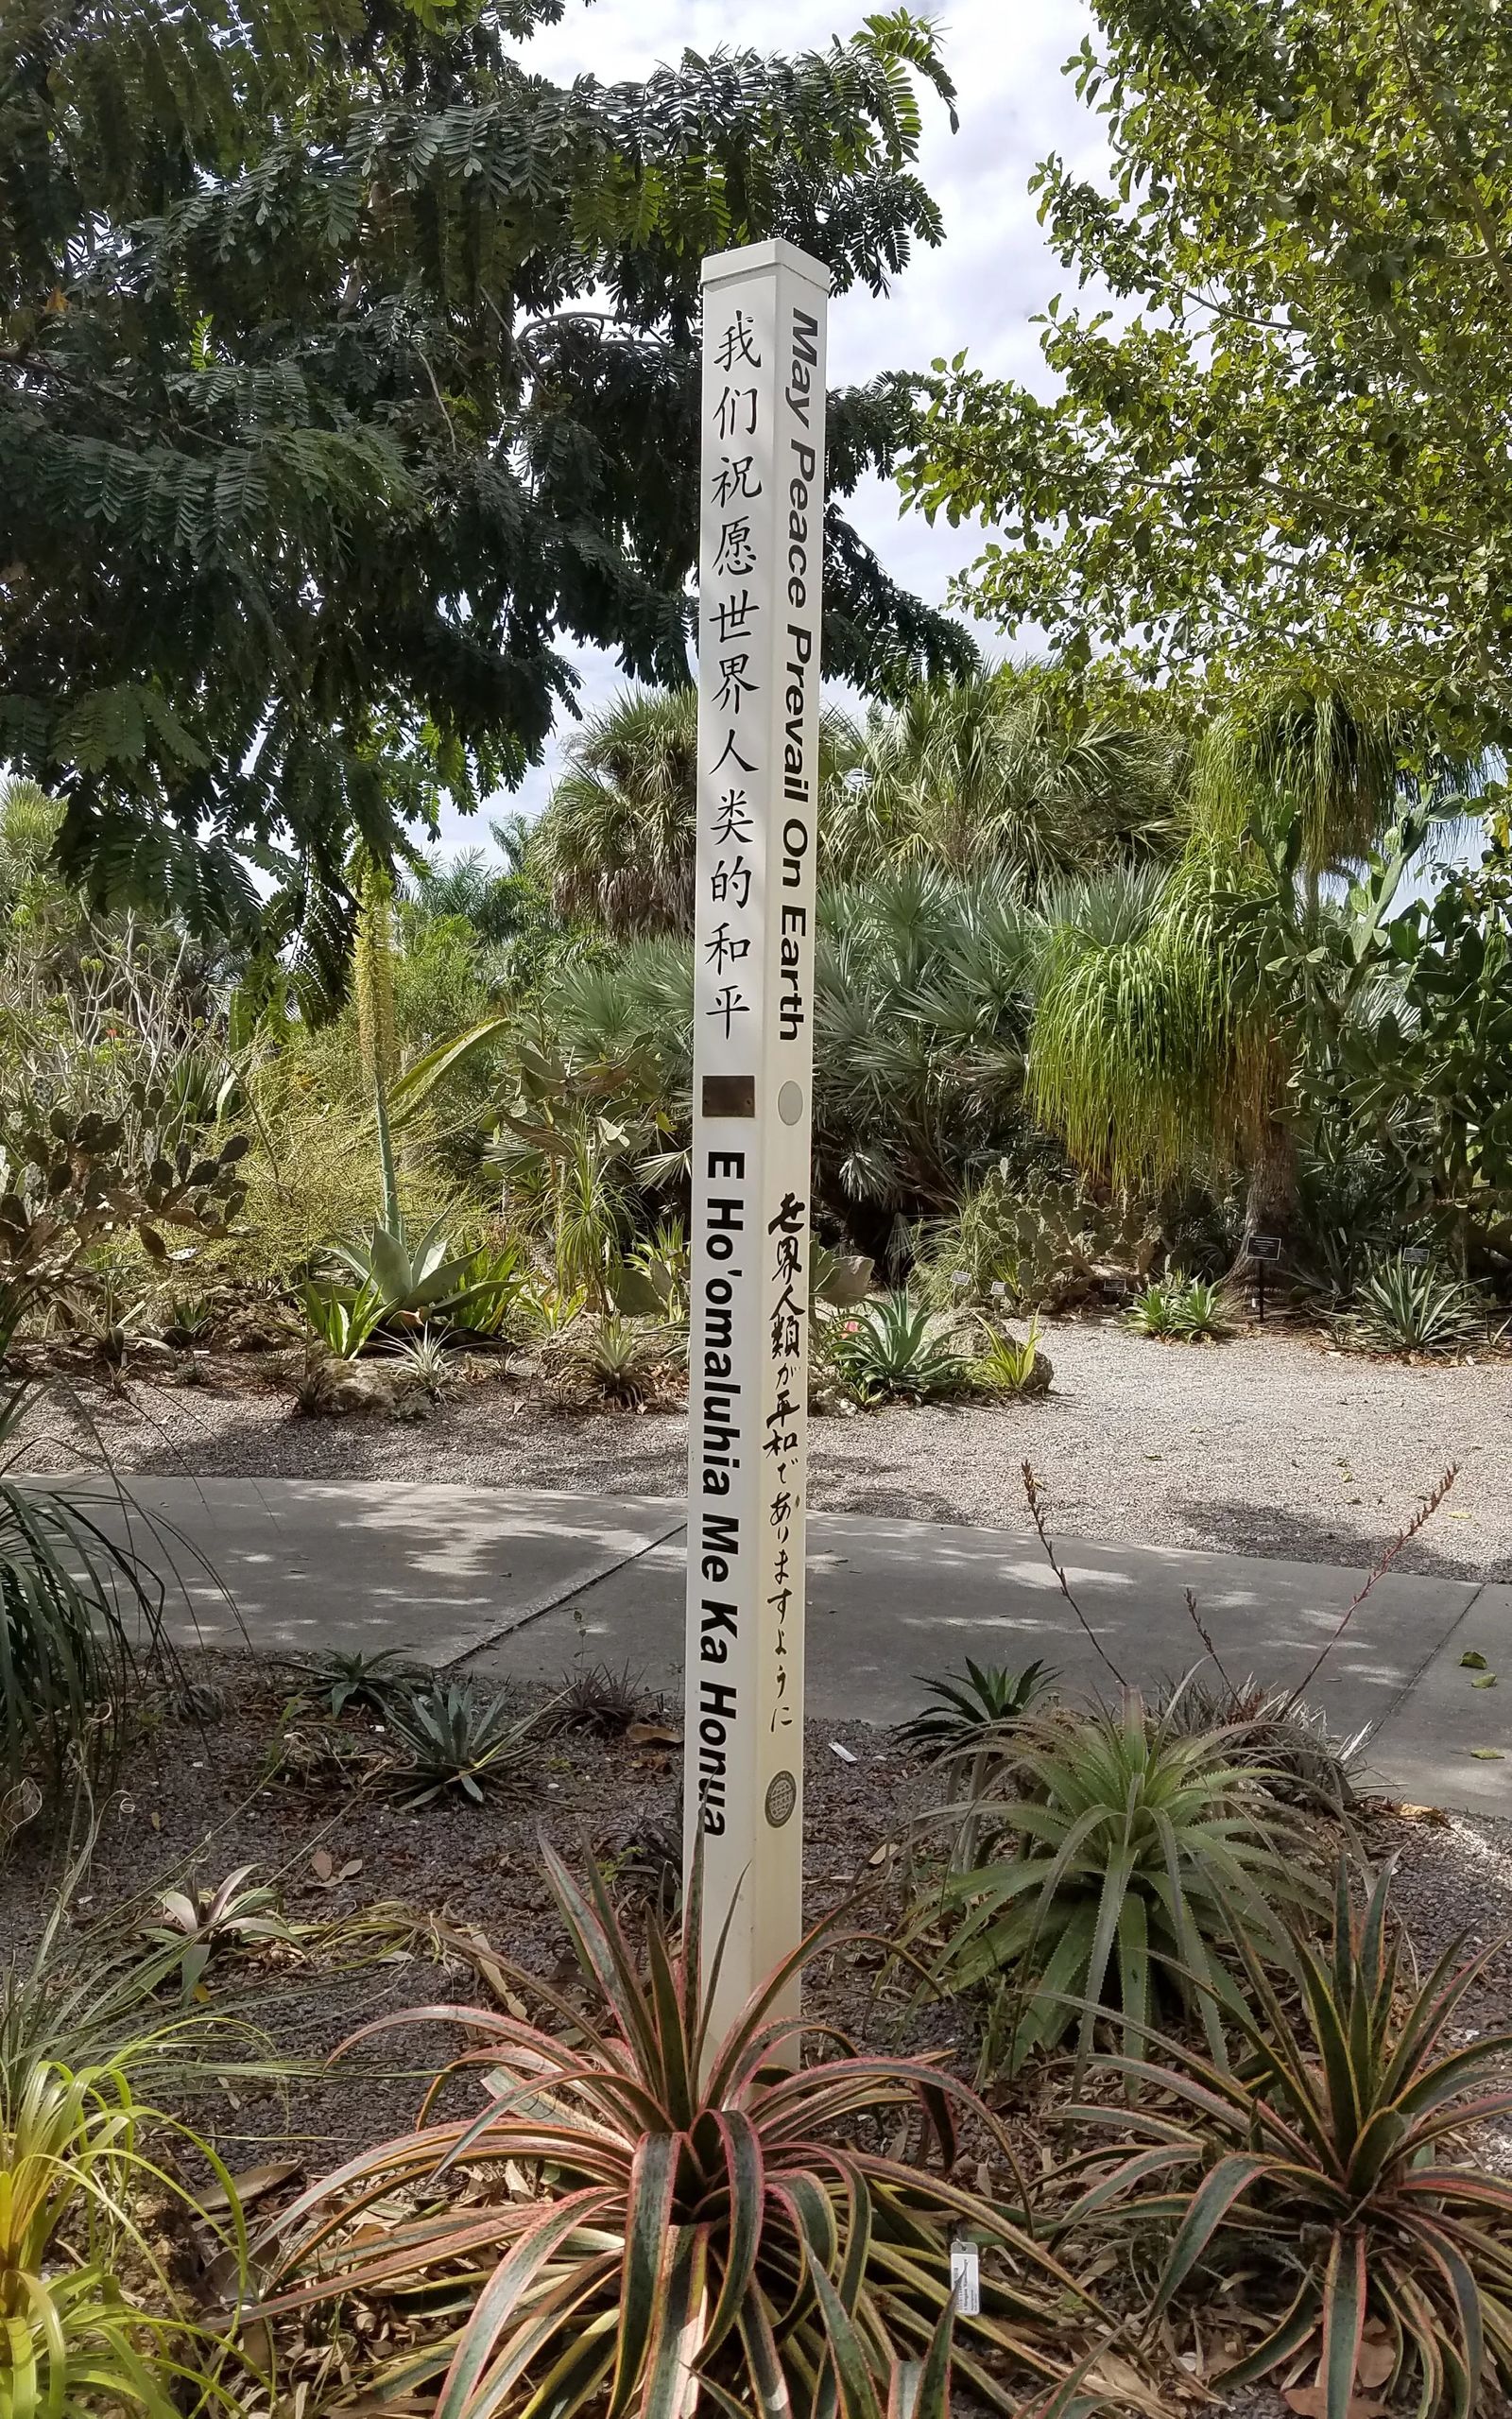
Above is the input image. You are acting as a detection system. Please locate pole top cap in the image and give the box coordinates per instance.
[701,238,832,293]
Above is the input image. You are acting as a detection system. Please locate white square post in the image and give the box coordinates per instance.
[683,239,829,2048]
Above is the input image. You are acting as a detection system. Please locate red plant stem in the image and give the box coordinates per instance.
[1021,1460,1128,1692]
[1278,1463,1458,1718]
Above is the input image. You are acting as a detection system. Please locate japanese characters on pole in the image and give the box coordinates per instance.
[683,240,829,2042]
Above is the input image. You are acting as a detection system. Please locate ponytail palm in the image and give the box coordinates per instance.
[1027,678,1453,1225]
[1029,855,1272,1195]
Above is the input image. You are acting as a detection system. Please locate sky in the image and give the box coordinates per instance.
[433,0,1106,855]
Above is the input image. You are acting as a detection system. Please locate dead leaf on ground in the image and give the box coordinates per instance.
[1356,2328,1395,2391]
[1086,2349,1164,2412]
[627,1720,680,1749]
[1389,1802,1450,1825]
[1283,2391,1387,2419]
[200,2157,303,2217]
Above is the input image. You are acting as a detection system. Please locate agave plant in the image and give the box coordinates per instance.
[139,1864,293,1996]
[327,1217,495,1325]
[912,1693,1314,2079]
[325,1080,506,1329]
[385,1683,538,1807]
[897,1660,1056,1764]
[292,1644,418,1718]
[1124,1272,1232,1341]
[258,1843,1096,2418]
[831,1292,968,1402]
[1347,1253,1486,1357]
[1062,1862,1512,2418]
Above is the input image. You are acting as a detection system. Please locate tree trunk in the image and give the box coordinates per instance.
[1241,1116,1299,1251]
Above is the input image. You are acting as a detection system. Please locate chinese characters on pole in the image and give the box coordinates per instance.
[683,240,829,2046]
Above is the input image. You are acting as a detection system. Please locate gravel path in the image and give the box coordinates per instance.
[21,1318,1512,1580]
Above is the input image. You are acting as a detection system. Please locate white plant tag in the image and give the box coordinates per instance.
[949,2238,980,2316]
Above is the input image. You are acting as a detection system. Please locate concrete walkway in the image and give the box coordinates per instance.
[82,1476,1511,1818]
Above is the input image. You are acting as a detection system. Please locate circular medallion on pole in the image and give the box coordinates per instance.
[764,1770,798,1828]
[778,1080,804,1126]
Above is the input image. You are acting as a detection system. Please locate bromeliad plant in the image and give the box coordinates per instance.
[971,1316,1053,1397]
[1123,1272,1232,1341]
[912,1693,1314,2079]
[259,1844,1096,2419]
[1061,1861,1512,2418]
[139,1864,294,1996]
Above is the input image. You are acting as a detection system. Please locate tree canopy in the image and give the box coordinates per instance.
[901,0,1512,734]
[0,0,971,942]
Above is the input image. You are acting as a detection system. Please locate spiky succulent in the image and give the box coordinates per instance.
[258,1843,1100,2419]
[1060,1861,1512,2419]
[385,1684,537,1808]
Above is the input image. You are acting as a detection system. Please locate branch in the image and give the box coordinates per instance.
[1021,1460,1128,1691]
[1277,1462,1458,1717]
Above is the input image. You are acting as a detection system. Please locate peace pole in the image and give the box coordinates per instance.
[683,238,828,2045]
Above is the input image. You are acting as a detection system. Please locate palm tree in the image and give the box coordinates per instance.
[534,688,701,939]
[823,668,1186,887]
[1026,674,1481,1241]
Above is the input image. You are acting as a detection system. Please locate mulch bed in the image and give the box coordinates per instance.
[10,1656,1512,2415]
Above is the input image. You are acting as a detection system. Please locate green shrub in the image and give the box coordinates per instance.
[1345,1252,1486,1356]
[297,1276,384,1359]
[258,1843,1090,2418]
[0,1859,255,2418]
[1154,1673,1367,1812]
[912,1693,1314,2078]
[1065,1862,1512,2418]
[0,1380,198,1780]
[557,1311,671,1408]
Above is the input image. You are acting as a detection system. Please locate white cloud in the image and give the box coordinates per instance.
[433,0,1104,852]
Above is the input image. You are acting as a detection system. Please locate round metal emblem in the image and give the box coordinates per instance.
[764,1770,798,1827]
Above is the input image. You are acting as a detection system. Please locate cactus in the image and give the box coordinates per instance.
[919,1164,1158,1311]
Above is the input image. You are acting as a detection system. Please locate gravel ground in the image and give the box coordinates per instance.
[20,1318,1512,1579]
